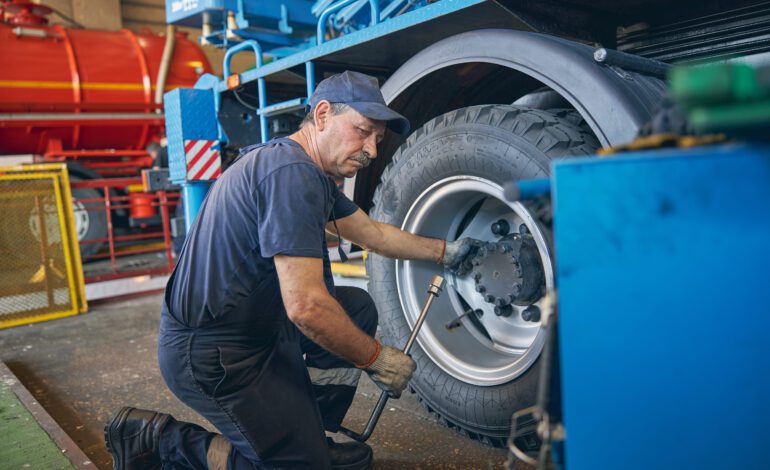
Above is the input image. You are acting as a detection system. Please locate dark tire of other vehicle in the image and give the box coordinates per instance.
[367,105,599,447]
[69,176,108,259]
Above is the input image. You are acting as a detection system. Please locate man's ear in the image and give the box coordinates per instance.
[314,100,331,131]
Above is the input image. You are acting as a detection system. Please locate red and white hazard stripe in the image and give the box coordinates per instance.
[183,139,221,180]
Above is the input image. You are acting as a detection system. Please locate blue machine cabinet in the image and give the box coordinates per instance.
[552,144,770,469]
[165,88,222,232]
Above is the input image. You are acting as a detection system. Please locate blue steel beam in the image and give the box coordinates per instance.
[221,40,269,142]
[215,0,485,94]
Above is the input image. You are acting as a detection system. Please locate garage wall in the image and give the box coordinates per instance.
[34,0,122,30]
[120,0,166,32]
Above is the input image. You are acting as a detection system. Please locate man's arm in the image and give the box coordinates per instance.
[275,254,417,397]
[327,208,443,262]
[274,254,377,365]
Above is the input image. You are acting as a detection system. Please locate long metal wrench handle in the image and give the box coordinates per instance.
[340,275,446,442]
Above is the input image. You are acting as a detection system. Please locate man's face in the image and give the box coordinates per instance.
[319,107,386,178]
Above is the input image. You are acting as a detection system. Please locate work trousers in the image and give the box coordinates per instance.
[156,286,378,469]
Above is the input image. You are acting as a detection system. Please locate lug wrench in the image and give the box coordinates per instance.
[339,275,446,442]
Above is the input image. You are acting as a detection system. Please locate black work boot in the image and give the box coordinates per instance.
[327,437,373,470]
[104,406,172,470]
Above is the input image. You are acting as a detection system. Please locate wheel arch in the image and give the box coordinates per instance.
[353,29,666,209]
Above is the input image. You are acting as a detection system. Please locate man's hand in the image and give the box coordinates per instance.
[442,238,485,276]
[363,344,416,398]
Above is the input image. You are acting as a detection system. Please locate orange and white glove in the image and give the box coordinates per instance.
[360,342,416,399]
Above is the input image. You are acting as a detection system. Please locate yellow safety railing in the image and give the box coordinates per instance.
[0,164,87,329]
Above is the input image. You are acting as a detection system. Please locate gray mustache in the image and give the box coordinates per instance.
[351,152,373,168]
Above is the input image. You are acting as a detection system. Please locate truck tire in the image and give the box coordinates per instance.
[69,176,107,259]
[367,105,598,446]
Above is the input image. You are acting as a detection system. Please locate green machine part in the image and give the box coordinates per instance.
[670,63,770,133]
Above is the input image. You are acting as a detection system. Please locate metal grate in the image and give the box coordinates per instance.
[0,169,84,329]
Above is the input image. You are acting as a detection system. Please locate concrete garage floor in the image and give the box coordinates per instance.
[0,282,510,469]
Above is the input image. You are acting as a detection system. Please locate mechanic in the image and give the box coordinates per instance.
[104,71,481,470]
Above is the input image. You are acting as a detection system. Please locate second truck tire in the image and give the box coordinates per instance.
[367,104,599,446]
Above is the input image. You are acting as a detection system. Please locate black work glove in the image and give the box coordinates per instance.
[442,238,484,276]
[364,344,416,399]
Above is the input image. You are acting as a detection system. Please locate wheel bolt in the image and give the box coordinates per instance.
[494,297,507,307]
[484,294,495,303]
[522,305,541,322]
[476,285,486,293]
[519,224,529,234]
[494,305,513,317]
[491,219,510,236]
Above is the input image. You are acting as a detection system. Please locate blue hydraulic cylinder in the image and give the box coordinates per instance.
[551,144,770,470]
[164,87,222,233]
[182,182,211,233]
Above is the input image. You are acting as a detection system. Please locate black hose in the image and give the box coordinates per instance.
[233,89,259,111]
[594,47,670,79]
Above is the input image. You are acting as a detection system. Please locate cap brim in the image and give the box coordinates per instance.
[348,101,411,135]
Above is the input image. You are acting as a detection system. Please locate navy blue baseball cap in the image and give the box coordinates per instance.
[308,71,410,135]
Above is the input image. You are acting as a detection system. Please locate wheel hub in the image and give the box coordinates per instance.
[472,235,545,315]
[397,176,553,385]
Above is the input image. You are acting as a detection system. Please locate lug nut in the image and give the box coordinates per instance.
[521,305,541,322]
[494,297,507,307]
[494,305,513,317]
[491,219,510,236]
[475,285,486,293]
[484,294,495,303]
[519,224,529,234]
[505,294,516,304]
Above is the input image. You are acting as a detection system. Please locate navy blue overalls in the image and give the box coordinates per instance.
[155,139,376,469]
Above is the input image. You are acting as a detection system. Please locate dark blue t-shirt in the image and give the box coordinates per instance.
[165,138,359,328]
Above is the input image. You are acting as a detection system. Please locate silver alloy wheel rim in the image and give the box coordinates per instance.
[396,176,554,386]
[72,198,90,241]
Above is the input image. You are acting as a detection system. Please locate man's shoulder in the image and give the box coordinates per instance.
[240,138,322,182]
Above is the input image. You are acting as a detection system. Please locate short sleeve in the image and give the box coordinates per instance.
[330,182,359,221]
[256,164,327,258]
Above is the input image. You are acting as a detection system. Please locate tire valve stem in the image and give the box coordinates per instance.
[445,308,480,330]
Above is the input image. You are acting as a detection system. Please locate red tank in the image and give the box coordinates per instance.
[0,1,213,155]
